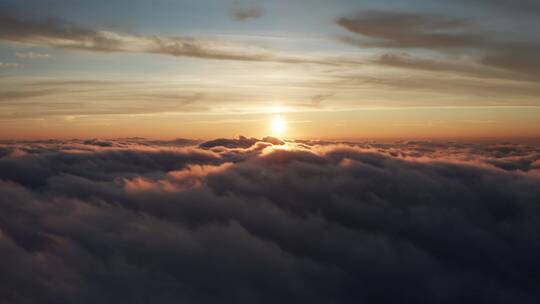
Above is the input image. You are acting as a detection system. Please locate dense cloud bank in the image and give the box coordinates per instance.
[0,137,539,303]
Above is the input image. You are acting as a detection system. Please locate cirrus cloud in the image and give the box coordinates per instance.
[0,8,342,66]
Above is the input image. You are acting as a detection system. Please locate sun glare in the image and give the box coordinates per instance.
[270,116,286,137]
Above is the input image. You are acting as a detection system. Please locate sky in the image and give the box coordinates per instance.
[1,0,540,139]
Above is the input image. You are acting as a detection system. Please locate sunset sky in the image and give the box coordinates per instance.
[2,2,540,303]
[1,0,539,139]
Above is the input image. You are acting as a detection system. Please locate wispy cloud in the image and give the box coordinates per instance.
[0,9,335,65]
[0,62,19,68]
[15,52,51,59]
[372,53,535,81]
[0,80,209,119]
[310,94,333,107]
[230,2,264,21]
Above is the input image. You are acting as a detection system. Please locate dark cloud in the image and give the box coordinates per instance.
[0,10,96,42]
[230,3,264,21]
[0,88,63,101]
[467,0,540,15]
[310,94,333,107]
[200,136,284,149]
[336,10,540,81]
[82,139,114,147]
[337,11,481,49]
[481,47,540,78]
[330,73,540,102]
[373,53,533,81]
[0,138,539,303]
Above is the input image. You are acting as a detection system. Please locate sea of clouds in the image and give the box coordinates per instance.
[1,136,539,303]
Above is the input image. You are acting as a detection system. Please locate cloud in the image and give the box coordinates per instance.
[0,9,334,65]
[336,10,540,80]
[481,47,540,78]
[230,2,264,21]
[0,138,539,303]
[336,11,481,49]
[200,135,284,149]
[326,51,540,98]
[0,62,19,68]
[373,53,526,80]
[328,73,540,103]
[0,80,211,119]
[466,0,540,15]
[0,88,62,101]
[15,52,51,59]
[310,94,333,107]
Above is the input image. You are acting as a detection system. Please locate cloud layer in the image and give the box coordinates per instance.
[0,8,327,65]
[0,137,539,303]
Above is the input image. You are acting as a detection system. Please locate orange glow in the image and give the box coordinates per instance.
[0,107,539,140]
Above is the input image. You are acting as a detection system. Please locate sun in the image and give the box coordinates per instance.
[270,116,286,137]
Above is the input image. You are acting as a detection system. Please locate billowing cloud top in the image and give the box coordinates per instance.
[0,137,539,303]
